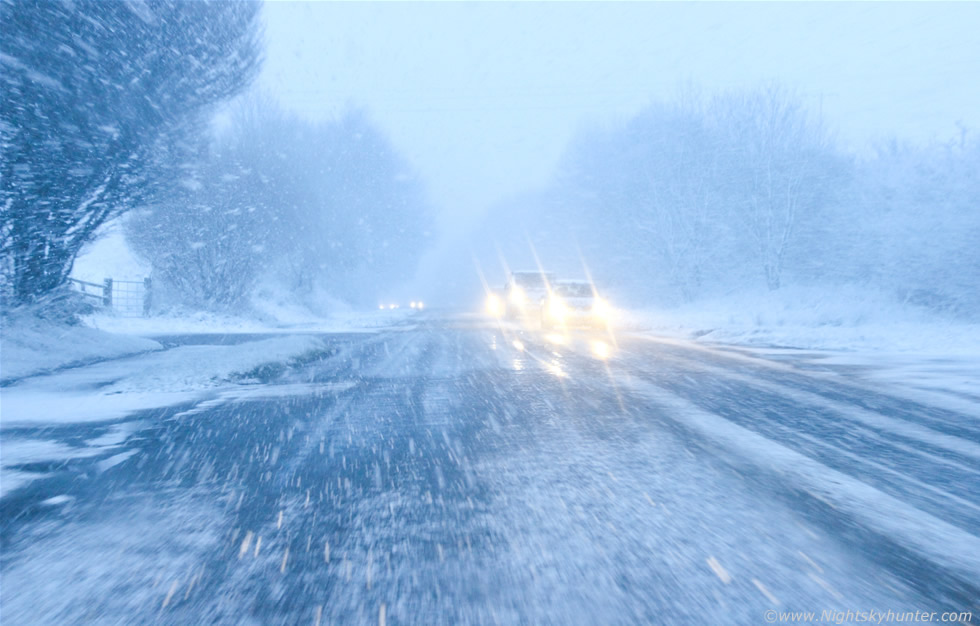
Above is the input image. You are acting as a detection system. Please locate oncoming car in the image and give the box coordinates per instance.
[486,270,556,320]
[541,279,612,329]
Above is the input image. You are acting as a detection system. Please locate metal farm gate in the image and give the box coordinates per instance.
[69,277,152,317]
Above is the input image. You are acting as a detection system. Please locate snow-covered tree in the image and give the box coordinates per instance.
[850,137,980,317]
[0,0,261,305]
[709,86,847,291]
[127,98,434,312]
[518,86,849,303]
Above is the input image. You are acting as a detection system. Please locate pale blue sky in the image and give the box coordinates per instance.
[260,1,980,222]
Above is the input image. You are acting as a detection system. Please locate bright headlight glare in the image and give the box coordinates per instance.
[509,287,526,306]
[592,298,611,318]
[591,339,611,360]
[548,297,567,318]
[486,294,503,316]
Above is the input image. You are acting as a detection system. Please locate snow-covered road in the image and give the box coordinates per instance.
[1,315,977,623]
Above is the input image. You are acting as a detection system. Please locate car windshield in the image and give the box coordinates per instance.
[556,283,593,298]
[512,273,553,289]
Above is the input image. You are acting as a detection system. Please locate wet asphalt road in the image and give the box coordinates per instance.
[2,314,978,624]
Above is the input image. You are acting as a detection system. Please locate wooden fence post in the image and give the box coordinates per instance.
[103,278,113,308]
[143,277,152,317]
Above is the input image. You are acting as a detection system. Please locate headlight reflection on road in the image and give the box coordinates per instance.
[509,340,527,370]
[547,359,567,378]
[545,332,567,345]
[591,339,612,360]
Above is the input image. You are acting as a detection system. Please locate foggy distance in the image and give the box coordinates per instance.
[1,1,978,624]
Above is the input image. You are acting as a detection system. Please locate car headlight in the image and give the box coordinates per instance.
[486,294,503,316]
[548,297,568,319]
[592,298,611,319]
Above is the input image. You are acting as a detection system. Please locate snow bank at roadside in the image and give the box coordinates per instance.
[83,306,413,336]
[1,332,340,497]
[1,313,162,383]
[620,285,980,410]
[4,292,409,385]
[622,285,980,354]
[1,334,333,427]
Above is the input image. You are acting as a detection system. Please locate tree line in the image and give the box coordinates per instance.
[478,86,979,319]
[2,0,433,315]
[125,98,432,312]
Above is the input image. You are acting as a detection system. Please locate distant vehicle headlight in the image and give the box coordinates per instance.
[509,286,526,307]
[486,294,503,317]
[417,301,424,310]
